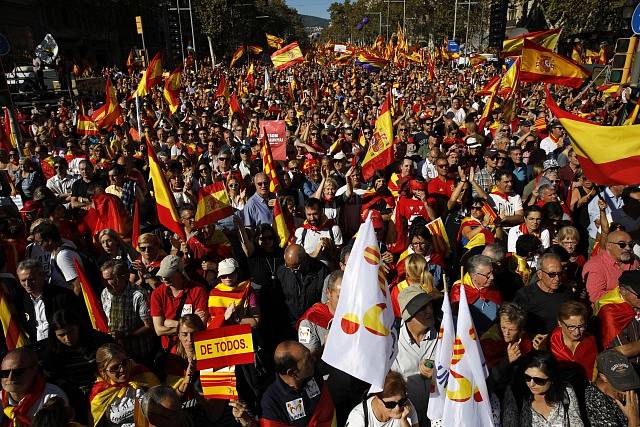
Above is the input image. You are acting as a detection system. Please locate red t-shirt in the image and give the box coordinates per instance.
[395,196,431,226]
[150,282,208,348]
[427,177,455,198]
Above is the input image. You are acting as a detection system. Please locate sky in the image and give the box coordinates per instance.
[285,0,333,19]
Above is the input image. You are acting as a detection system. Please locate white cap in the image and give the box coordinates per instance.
[217,258,239,277]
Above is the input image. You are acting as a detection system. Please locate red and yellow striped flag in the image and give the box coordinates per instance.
[163,67,182,115]
[134,51,163,97]
[361,92,393,180]
[266,33,284,49]
[215,75,229,98]
[74,258,109,333]
[147,140,186,241]
[270,42,304,71]
[194,182,233,228]
[520,39,590,89]
[273,197,291,248]
[426,217,451,256]
[230,46,245,67]
[260,129,281,193]
[229,92,244,122]
[201,367,238,400]
[248,45,263,55]
[502,28,561,56]
[0,282,28,350]
[76,115,99,136]
[534,116,547,131]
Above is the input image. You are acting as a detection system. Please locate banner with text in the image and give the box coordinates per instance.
[194,324,254,371]
[259,120,287,160]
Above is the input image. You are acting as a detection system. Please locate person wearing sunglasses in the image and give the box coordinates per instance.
[346,370,418,427]
[207,258,260,329]
[90,343,160,427]
[501,350,583,427]
[1,347,69,426]
[45,157,76,207]
[473,148,498,197]
[583,229,639,304]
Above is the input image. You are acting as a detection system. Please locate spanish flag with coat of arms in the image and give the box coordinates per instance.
[194,182,233,228]
[520,39,590,89]
[271,42,304,71]
[361,93,393,180]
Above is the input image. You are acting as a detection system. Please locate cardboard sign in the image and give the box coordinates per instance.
[194,324,254,371]
[259,120,287,160]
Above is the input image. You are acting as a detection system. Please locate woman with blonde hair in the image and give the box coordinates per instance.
[132,232,166,290]
[96,228,138,268]
[89,344,159,427]
[391,254,439,317]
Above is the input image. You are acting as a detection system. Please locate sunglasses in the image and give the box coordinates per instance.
[218,157,230,161]
[436,164,448,168]
[228,183,239,189]
[380,396,409,409]
[0,364,36,378]
[524,374,550,386]
[105,359,130,374]
[256,182,269,187]
[542,270,562,278]
[398,128,406,131]
[609,241,634,249]
[138,245,154,252]
[497,157,508,161]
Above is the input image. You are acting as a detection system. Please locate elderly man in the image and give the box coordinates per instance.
[515,253,574,338]
[392,286,439,427]
[0,348,68,424]
[583,230,639,303]
[276,244,329,328]
[297,271,342,356]
[100,260,155,365]
[13,259,82,345]
[260,341,323,426]
[46,157,77,206]
[451,255,502,335]
[140,386,186,427]
[243,172,274,227]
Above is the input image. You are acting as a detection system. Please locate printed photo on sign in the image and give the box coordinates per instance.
[181,304,193,315]
[285,398,306,421]
[298,326,311,344]
[304,378,320,398]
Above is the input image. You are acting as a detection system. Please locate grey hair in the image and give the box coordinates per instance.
[537,252,562,270]
[482,244,506,261]
[497,302,527,331]
[327,270,344,292]
[537,183,554,195]
[16,258,43,275]
[140,385,181,418]
[100,260,129,278]
[466,255,494,275]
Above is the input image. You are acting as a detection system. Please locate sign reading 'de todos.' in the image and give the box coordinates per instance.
[259,120,287,160]
[194,324,255,371]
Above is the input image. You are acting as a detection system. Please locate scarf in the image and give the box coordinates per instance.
[451,273,502,306]
[302,218,335,232]
[207,281,251,329]
[594,287,637,348]
[518,223,529,234]
[296,303,333,330]
[490,190,510,201]
[549,327,597,381]
[480,325,533,369]
[89,364,159,426]
[1,374,46,427]
[457,217,495,250]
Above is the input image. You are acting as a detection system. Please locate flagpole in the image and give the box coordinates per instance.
[135,95,142,136]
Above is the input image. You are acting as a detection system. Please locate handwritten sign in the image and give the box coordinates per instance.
[194,324,254,371]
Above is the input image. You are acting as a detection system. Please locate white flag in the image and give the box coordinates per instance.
[321,215,397,392]
[427,289,454,421]
[264,69,270,94]
[441,285,494,427]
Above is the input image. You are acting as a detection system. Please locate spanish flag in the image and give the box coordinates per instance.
[498,57,520,98]
[271,42,304,71]
[229,92,244,122]
[0,282,28,350]
[361,92,393,180]
[246,63,256,92]
[477,87,497,131]
[476,75,500,96]
[194,182,233,228]
[546,86,640,185]
[147,140,186,241]
[134,51,163,97]
[76,115,99,136]
[248,45,263,55]
[230,46,245,67]
[520,39,590,89]
[426,217,451,256]
[273,197,292,248]
[502,28,561,56]
[74,258,110,333]
[266,33,284,49]
[163,67,181,115]
[201,367,238,400]
[2,107,18,150]
[93,79,121,129]
[260,129,281,193]
[594,287,636,348]
[215,75,229,98]
[354,51,387,72]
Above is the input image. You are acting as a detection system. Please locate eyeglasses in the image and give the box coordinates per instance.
[199,168,208,172]
[0,364,36,378]
[542,270,562,278]
[411,241,429,247]
[138,245,154,252]
[474,270,494,279]
[561,321,586,332]
[608,241,634,249]
[256,181,269,187]
[524,374,550,386]
[436,164,448,168]
[105,359,130,374]
[380,396,409,409]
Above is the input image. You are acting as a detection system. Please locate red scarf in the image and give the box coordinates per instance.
[549,327,597,381]
[1,374,46,427]
[302,218,335,232]
[296,303,333,330]
[518,223,529,234]
[451,274,503,306]
[491,190,510,201]
[480,333,533,369]
[597,302,636,349]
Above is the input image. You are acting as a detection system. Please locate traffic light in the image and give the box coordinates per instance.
[489,0,508,50]
[167,12,182,62]
[609,37,637,84]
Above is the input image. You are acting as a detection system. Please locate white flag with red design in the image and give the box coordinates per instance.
[427,288,455,421]
[441,285,494,426]
[321,214,397,392]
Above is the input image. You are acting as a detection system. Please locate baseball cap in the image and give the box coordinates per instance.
[485,148,499,158]
[520,120,533,127]
[398,286,436,321]
[549,120,563,129]
[361,208,384,229]
[543,159,560,171]
[218,258,239,277]
[619,270,640,295]
[156,255,185,278]
[333,152,346,161]
[466,137,481,149]
[596,350,640,391]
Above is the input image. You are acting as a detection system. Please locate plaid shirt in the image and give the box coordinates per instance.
[473,167,496,196]
[101,285,155,360]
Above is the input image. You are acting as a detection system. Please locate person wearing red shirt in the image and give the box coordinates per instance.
[427,156,455,198]
[393,179,436,253]
[150,255,208,350]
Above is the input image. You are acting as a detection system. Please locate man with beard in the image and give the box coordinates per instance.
[583,230,639,303]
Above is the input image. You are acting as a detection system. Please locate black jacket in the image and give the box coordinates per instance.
[275,258,329,326]
[14,284,85,343]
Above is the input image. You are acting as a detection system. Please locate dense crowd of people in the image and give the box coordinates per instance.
[1,48,640,427]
